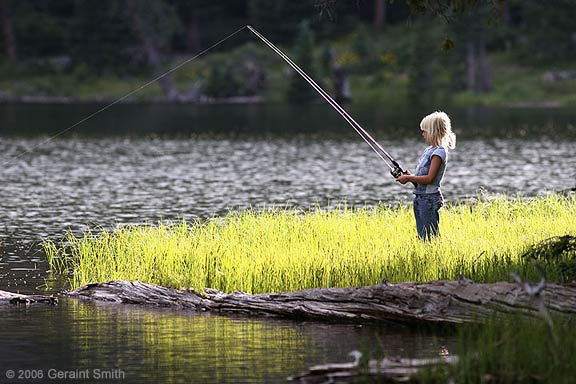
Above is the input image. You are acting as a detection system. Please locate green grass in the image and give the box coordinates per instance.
[418,313,576,383]
[45,195,576,293]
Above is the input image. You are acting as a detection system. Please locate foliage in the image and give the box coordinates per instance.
[342,26,381,74]
[248,0,317,44]
[522,235,576,283]
[1,1,576,106]
[69,0,137,74]
[127,0,181,49]
[286,21,319,103]
[404,18,458,106]
[515,0,576,65]
[196,42,270,98]
[8,0,76,58]
[202,56,242,98]
[45,195,576,293]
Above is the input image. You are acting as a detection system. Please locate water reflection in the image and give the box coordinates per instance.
[1,103,576,139]
[0,299,456,383]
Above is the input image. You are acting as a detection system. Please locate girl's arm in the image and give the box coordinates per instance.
[397,155,442,185]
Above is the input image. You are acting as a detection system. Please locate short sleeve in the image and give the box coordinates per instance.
[431,147,447,164]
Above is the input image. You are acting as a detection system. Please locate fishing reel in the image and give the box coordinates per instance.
[390,160,407,179]
[390,160,416,187]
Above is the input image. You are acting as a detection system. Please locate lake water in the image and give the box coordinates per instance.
[0,103,575,383]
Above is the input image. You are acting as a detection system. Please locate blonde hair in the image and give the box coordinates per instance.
[420,111,456,150]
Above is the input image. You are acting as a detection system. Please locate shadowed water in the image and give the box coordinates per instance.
[0,103,575,382]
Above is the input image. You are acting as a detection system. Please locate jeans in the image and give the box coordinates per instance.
[413,192,443,240]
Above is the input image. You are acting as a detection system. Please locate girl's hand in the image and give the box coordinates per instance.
[396,174,412,184]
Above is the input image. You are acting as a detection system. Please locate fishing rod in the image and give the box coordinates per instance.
[247,25,409,180]
[2,23,409,182]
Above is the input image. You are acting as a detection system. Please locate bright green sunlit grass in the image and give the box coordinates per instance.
[45,195,576,293]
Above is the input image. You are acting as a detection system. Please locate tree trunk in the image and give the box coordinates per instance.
[477,23,492,92]
[185,13,201,53]
[66,280,576,325]
[333,63,351,103]
[373,0,386,30]
[0,0,17,62]
[466,40,476,92]
[499,0,511,26]
[126,0,179,101]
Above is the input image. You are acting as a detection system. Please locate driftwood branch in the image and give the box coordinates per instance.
[288,350,459,383]
[0,290,58,305]
[65,279,576,324]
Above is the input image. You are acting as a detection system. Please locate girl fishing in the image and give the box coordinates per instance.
[396,111,456,240]
[249,26,455,240]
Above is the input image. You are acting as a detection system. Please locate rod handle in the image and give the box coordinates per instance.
[390,161,417,187]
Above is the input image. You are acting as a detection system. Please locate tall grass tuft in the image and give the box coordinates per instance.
[431,314,576,383]
[45,195,576,293]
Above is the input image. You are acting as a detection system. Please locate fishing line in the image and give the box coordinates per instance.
[0,25,249,167]
[2,24,406,177]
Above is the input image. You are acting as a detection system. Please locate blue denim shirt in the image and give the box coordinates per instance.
[414,146,447,195]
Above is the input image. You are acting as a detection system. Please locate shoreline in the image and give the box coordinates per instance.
[0,94,264,105]
[0,93,568,109]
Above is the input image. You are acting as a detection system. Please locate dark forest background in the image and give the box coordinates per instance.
[0,0,575,106]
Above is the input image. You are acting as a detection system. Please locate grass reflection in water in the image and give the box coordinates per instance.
[61,300,312,383]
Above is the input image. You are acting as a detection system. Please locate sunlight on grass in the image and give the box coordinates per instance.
[45,195,576,293]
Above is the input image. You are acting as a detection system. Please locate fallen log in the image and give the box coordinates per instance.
[66,279,576,324]
[0,289,58,305]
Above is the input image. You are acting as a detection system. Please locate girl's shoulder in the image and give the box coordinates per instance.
[426,146,447,161]
[424,145,446,154]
